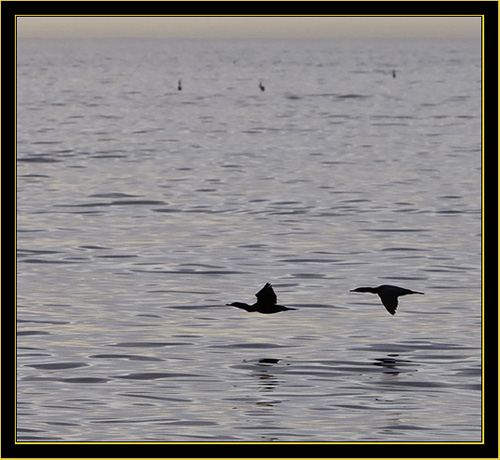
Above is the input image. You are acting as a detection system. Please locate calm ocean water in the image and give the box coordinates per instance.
[17,38,482,442]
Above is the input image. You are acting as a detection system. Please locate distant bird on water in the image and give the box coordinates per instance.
[350,284,424,315]
[178,79,182,91]
[392,70,396,78]
[227,283,296,314]
[259,81,265,91]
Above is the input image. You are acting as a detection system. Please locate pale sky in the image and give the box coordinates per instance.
[17,16,481,39]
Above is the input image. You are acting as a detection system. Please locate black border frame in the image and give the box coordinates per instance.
[5,2,498,458]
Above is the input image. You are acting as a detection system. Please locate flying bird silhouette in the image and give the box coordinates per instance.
[227,283,295,314]
[350,284,424,315]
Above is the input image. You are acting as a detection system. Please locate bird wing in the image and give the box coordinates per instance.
[255,283,277,305]
[379,293,398,315]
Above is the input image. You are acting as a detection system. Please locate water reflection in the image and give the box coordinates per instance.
[253,370,279,392]
[243,358,283,416]
[245,357,281,393]
[372,354,417,375]
[258,358,280,364]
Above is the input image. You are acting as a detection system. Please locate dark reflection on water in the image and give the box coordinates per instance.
[252,371,280,393]
[258,358,280,364]
[372,355,416,375]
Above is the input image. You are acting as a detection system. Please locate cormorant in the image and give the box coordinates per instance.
[259,81,265,92]
[178,79,182,91]
[350,284,424,315]
[227,283,295,314]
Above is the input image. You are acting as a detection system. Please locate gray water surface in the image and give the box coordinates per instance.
[17,38,481,442]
